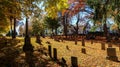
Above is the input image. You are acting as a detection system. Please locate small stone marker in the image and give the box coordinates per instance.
[66,45,70,50]
[82,39,85,46]
[48,45,52,58]
[106,48,118,61]
[108,43,112,47]
[75,37,78,45]
[61,57,67,67]
[91,40,93,44]
[53,48,57,60]
[118,44,120,51]
[81,48,86,54]
[101,43,105,50]
[46,41,51,44]
[71,56,78,67]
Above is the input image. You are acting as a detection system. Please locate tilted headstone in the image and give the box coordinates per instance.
[81,48,86,54]
[71,56,78,67]
[106,48,118,61]
[48,45,52,58]
[53,48,57,60]
[66,45,70,50]
[101,43,105,50]
[61,57,67,67]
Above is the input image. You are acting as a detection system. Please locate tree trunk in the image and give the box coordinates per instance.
[103,2,109,41]
[10,17,13,37]
[55,28,57,35]
[75,14,79,45]
[13,18,16,39]
[51,28,54,38]
[64,15,68,39]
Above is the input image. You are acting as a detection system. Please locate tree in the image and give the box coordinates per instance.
[0,0,21,38]
[43,0,68,18]
[87,0,120,41]
[44,17,60,35]
[0,18,10,34]
[32,19,45,36]
[64,0,93,44]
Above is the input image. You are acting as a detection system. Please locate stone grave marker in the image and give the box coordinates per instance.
[81,48,86,54]
[66,45,70,50]
[61,57,67,67]
[106,48,118,61]
[91,40,93,44]
[53,48,57,60]
[71,56,78,67]
[82,39,85,46]
[108,43,112,47]
[101,43,105,50]
[46,41,51,44]
[48,45,52,58]
[118,44,120,51]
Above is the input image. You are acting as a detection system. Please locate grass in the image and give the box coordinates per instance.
[5,36,120,67]
[40,37,120,67]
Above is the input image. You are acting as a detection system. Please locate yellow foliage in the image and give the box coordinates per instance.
[45,0,69,18]
[110,23,118,31]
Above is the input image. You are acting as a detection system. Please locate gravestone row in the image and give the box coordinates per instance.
[48,45,57,60]
[48,42,119,67]
[48,45,86,67]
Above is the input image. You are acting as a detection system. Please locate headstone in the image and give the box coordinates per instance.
[46,41,51,44]
[91,40,93,44]
[118,44,120,51]
[66,45,70,50]
[108,43,112,47]
[53,48,57,60]
[62,57,66,64]
[61,57,67,67]
[82,39,85,46]
[71,56,78,67]
[81,48,86,54]
[75,36,78,45]
[101,43,105,50]
[36,36,42,45]
[48,45,52,58]
[106,48,118,61]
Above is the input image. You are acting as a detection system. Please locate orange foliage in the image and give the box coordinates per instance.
[63,0,86,16]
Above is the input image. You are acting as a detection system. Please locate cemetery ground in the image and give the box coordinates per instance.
[0,36,120,67]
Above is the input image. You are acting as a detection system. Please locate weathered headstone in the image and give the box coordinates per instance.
[91,40,93,44]
[82,39,85,46]
[71,56,78,67]
[81,48,86,54]
[61,57,67,67]
[106,48,118,61]
[53,48,57,60]
[108,43,112,47]
[66,45,70,50]
[101,43,105,50]
[75,36,78,45]
[36,36,42,45]
[48,45,52,58]
[118,44,120,51]
[46,41,51,44]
